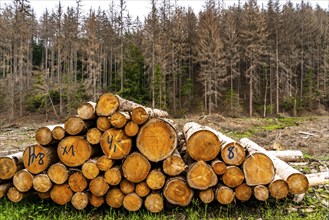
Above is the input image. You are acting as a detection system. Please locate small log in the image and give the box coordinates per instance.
[100,128,132,159]
[163,177,194,206]
[68,171,88,192]
[64,116,91,136]
[240,138,309,194]
[211,159,227,175]
[96,92,120,116]
[123,193,143,212]
[104,166,122,186]
[162,149,186,176]
[215,185,235,205]
[131,106,169,125]
[86,128,102,145]
[105,187,125,208]
[82,158,100,180]
[122,152,151,183]
[235,183,252,202]
[47,162,69,185]
[13,169,34,192]
[89,176,109,196]
[137,118,178,162]
[306,172,329,187]
[96,116,111,132]
[33,173,53,193]
[77,101,96,120]
[268,150,304,162]
[120,179,135,194]
[50,184,73,205]
[38,191,51,200]
[0,182,13,199]
[52,125,66,141]
[7,187,25,203]
[97,155,114,172]
[71,191,89,210]
[268,175,289,199]
[57,136,92,167]
[90,194,104,208]
[146,169,166,190]
[186,160,218,190]
[199,188,215,204]
[135,182,150,198]
[110,112,130,129]
[124,121,139,137]
[222,166,245,188]
[23,144,58,174]
[35,127,53,146]
[145,193,164,213]
[183,122,221,161]
[253,185,269,202]
[0,151,23,180]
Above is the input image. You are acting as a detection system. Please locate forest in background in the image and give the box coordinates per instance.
[0,0,328,120]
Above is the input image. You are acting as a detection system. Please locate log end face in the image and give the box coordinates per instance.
[287,173,309,194]
[122,153,151,183]
[77,102,95,120]
[0,158,17,179]
[23,145,50,175]
[221,142,246,166]
[269,179,289,199]
[100,129,132,159]
[187,160,218,190]
[96,93,119,116]
[132,107,148,125]
[35,127,52,145]
[64,117,85,136]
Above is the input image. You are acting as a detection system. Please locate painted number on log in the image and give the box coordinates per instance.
[62,145,75,156]
[228,146,235,159]
[108,135,116,153]
[28,146,45,166]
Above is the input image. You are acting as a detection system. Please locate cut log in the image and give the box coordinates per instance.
[96,92,120,116]
[183,122,221,162]
[13,169,33,192]
[120,179,135,194]
[105,187,125,208]
[89,176,109,196]
[199,188,215,204]
[146,169,166,190]
[145,193,164,213]
[253,185,269,202]
[64,116,91,136]
[51,125,66,141]
[100,128,132,159]
[71,191,89,210]
[215,185,235,205]
[33,173,53,193]
[162,149,186,176]
[35,127,54,146]
[186,160,218,190]
[268,175,289,199]
[222,166,245,188]
[77,101,96,120]
[122,152,151,183]
[131,106,169,125]
[50,184,73,205]
[38,191,51,200]
[235,183,252,202]
[104,166,122,186]
[306,172,329,187]
[211,159,227,175]
[240,138,309,194]
[269,150,304,162]
[136,118,178,162]
[163,177,194,206]
[0,182,13,199]
[90,194,104,208]
[68,171,88,192]
[96,116,111,132]
[242,152,275,186]
[47,162,69,185]
[0,151,23,180]
[135,182,150,198]
[86,128,102,145]
[23,144,58,174]
[7,187,25,203]
[57,136,92,167]
[97,155,114,172]
[82,158,100,180]
[123,193,143,212]
[110,112,130,129]
[124,121,139,137]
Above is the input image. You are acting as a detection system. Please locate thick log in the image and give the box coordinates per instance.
[268,175,289,200]
[199,188,215,204]
[162,149,186,176]
[97,155,114,172]
[135,182,150,198]
[33,173,53,193]
[57,136,92,167]
[47,162,69,185]
[96,116,111,132]
[145,193,164,213]
[105,187,125,208]
[136,118,178,162]
[123,193,143,212]
[86,128,102,145]
[0,182,13,199]
[131,106,169,125]
[122,152,151,183]
[89,176,109,196]
[163,177,194,206]
[23,144,58,174]
[7,187,25,202]
[64,116,91,136]
[235,183,252,202]
[68,171,88,192]
[120,179,135,194]
[186,160,218,190]
[183,122,221,162]
[100,128,132,159]
[253,185,269,202]
[211,159,227,175]
[215,185,235,205]
[52,125,66,141]
[240,138,309,194]
[96,92,120,116]
[146,169,166,190]
[50,184,73,205]
[124,121,139,137]
[71,191,89,210]
[77,101,96,120]
[222,166,245,188]
[90,194,104,208]
[242,152,275,186]
[306,172,329,187]
[268,150,304,162]
[82,158,100,180]
[104,166,122,186]
[0,151,23,180]
[38,191,51,200]
[110,112,130,129]
[13,169,33,192]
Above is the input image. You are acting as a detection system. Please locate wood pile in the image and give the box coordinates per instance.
[0,92,322,212]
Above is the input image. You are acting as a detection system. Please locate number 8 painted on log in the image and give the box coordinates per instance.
[228,146,235,159]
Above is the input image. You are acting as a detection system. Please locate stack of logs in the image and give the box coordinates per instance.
[0,92,325,213]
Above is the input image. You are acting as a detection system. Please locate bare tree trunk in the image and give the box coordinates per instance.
[276,30,279,114]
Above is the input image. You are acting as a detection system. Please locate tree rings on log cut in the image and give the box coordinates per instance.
[96,93,119,116]
[100,128,132,159]
[106,187,125,208]
[35,127,53,146]
[235,183,252,202]
[163,177,194,206]
[50,184,73,205]
[23,145,57,174]
[215,185,235,205]
[187,160,218,190]
[122,152,151,183]
[145,193,164,213]
[222,166,244,188]
[221,142,246,166]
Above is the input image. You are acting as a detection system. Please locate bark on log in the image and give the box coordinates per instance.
[0,182,13,199]
[13,169,33,192]
[0,151,23,180]
[104,166,122,186]
[47,162,69,185]
[89,176,109,197]
[123,193,143,212]
[146,169,166,190]
[306,172,329,187]
[136,118,178,162]
[253,185,269,202]
[268,175,289,200]
[68,171,88,193]
[124,121,139,137]
[52,125,66,141]
[77,102,96,120]
[110,112,130,129]
[131,106,169,125]
[183,122,221,162]
[96,116,111,132]
[33,173,53,193]
[163,177,194,206]
[120,179,135,194]
[105,187,125,208]
[97,155,114,172]
[86,128,102,145]
[186,160,218,190]
[7,187,25,203]
[211,159,227,175]
[90,194,104,208]
[23,144,58,174]
[145,193,164,213]
[122,152,151,183]
[199,188,215,204]
[215,185,235,205]
[240,138,309,194]
[82,158,100,180]
[222,166,245,188]
[71,191,89,210]
[162,149,186,176]
[268,150,304,162]
[100,128,132,159]
[64,116,92,136]
[135,182,150,198]
[50,184,73,205]
[235,183,252,202]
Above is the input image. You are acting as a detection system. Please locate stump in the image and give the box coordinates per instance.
[105,187,125,208]
[100,128,132,159]
[122,152,151,183]
[145,193,164,213]
[222,166,244,188]
[186,160,218,190]
[50,184,73,205]
[47,162,69,184]
[68,171,88,192]
[163,177,194,206]
[123,193,143,211]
